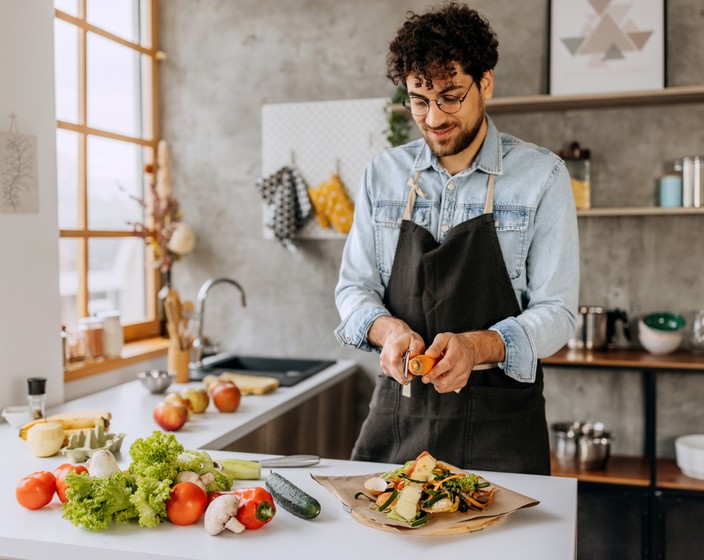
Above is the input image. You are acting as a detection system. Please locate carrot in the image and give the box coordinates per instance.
[407,354,436,376]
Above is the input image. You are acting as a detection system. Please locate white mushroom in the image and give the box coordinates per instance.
[87,449,121,478]
[204,494,245,536]
[175,470,217,492]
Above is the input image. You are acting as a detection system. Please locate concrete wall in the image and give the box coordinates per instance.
[160,0,704,458]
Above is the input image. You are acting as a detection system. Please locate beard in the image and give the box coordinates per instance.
[422,106,485,159]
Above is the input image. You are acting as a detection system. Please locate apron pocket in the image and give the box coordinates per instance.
[465,383,550,475]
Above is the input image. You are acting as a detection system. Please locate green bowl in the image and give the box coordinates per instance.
[643,312,686,332]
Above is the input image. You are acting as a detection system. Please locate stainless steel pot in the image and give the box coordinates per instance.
[568,306,630,350]
[552,421,612,470]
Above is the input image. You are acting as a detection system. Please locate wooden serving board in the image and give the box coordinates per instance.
[350,510,506,535]
[218,372,279,395]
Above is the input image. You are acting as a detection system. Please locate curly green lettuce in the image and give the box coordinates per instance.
[61,471,138,531]
[177,449,233,492]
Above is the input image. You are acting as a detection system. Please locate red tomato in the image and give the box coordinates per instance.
[206,490,231,505]
[52,463,89,503]
[16,472,56,510]
[166,482,207,526]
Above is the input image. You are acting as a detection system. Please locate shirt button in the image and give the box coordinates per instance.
[441,225,449,233]
[447,183,455,191]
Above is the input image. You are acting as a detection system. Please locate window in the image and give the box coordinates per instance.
[54,0,161,345]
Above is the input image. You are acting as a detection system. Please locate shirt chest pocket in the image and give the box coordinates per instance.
[493,207,530,279]
[373,202,431,278]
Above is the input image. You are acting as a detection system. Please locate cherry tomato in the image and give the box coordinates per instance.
[166,482,207,526]
[52,463,89,503]
[16,472,56,510]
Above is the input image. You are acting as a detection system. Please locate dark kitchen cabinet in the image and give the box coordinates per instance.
[543,348,704,559]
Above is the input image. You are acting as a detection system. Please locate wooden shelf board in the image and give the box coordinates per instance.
[656,458,704,492]
[577,207,704,217]
[64,336,169,382]
[543,347,704,371]
[551,454,650,486]
[391,86,704,115]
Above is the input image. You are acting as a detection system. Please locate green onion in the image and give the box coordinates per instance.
[411,513,430,527]
[377,489,398,511]
[355,492,375,501]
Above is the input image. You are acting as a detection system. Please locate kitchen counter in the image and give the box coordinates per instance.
[0,449,577,560]
[0,359,576,558]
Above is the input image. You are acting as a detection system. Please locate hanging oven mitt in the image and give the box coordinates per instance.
[255,165,312,251]
[307,174,355,234]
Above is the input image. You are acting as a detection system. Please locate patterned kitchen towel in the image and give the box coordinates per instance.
[255,165,313,251]
[307,174,354,234]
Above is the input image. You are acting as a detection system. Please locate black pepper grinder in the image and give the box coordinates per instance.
[27,377,47,420]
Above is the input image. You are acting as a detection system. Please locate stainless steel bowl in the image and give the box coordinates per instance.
[137,369,175,394]
[552,421,612,470]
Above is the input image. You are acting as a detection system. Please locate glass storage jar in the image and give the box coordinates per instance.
[79,317,104,360]
[559,141,591,210]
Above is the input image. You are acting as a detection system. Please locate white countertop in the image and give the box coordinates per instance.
[0,450,576,560]
[0,359,577,559]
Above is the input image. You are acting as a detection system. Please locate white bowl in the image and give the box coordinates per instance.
[675,434,704,480]
[2,406,33,429]
[638,319,683,355]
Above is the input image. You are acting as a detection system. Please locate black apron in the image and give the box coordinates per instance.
[351,170,550,475]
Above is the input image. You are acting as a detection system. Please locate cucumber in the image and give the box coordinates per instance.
[265,472,321,520]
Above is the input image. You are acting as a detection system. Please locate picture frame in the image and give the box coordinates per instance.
[549,0,665,95]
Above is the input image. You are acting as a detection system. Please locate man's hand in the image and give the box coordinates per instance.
[421,331,506,393]
[368,316,425,385]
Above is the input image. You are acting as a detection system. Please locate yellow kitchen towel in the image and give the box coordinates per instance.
[307,174,354,234]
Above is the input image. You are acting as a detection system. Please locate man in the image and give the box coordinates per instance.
[334,3,579,475]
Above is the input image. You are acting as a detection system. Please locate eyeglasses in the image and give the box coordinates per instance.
[402,82,475,116]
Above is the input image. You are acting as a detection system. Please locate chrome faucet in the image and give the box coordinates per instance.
[189,277,246,371]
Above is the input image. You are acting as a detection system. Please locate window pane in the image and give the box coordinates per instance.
[87,0,139,44]
[87,135,144,230]
[57,129,79,229]
[54,19,78,123]
[54,0,78,16]
[89,237,147,323]
[59,237,80,328]
[87,32,141,137]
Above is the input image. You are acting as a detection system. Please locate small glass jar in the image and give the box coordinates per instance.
[65,328,88,364]
[689,310,704,355]
[97,311,123,359]
[79,317,104,361]
[559,142,591,210]
[27,377,46,420]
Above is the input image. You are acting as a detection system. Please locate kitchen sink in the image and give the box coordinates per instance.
[190,354,336,386]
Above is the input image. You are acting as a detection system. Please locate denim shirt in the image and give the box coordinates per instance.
[334,117,579,383]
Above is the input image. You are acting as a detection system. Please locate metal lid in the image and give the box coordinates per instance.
[27,377,46,395]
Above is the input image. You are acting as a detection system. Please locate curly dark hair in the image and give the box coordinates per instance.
[387,2,499,90]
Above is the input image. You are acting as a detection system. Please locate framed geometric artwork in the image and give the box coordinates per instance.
[549,0,665,95]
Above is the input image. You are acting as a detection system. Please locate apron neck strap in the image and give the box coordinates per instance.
[403,170,425,221]
[404,171,494,220]
[483,174,495,215]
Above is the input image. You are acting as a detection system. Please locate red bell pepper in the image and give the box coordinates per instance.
[233,487,276,529]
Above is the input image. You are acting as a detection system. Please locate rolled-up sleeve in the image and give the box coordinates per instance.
[334,165,390,353]
[490,161,579,382]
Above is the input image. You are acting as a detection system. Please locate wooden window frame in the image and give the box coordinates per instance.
[56,0,165,377]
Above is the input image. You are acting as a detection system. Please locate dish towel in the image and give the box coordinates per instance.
[255,165,313,251]
[307,174,355,234]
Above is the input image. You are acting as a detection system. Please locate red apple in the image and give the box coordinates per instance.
[153,400,189,431]
[210,382,241,413]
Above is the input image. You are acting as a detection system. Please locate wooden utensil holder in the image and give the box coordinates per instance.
[167,344,190,383]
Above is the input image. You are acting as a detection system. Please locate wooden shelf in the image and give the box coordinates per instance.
[551,454,650,486]
[656,459,704,492]
[543,347,704,372]
[391,85,704,115]
[577,207,704,217]
[552,456,704,492]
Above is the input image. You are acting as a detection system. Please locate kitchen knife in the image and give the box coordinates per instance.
[257,455,320,468]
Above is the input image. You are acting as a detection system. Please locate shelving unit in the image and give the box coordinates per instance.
[577,207,704,217]
[543,347,704,492]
